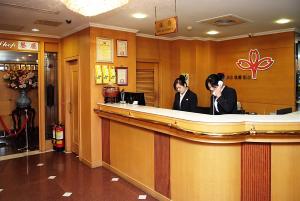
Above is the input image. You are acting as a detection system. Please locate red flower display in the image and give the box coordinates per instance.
[236,49,274,79]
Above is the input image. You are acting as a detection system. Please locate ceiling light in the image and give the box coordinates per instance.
[28,54,32,57]
[275,18,291,24]
[186,26,193,31]
[60,0,129,17]
[16,58,20,61]
[32,28,40,32]
[132,13,147,19]
[206,30,219,35]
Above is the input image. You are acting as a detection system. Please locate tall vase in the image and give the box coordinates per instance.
[16,90,31,108]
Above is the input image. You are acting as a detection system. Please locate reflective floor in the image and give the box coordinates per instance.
[0,129,39,157]
[0,152,157,201]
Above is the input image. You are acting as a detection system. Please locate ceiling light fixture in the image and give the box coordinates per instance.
[60,0,129,17]
[206,30,219,35]
[275,18,291,24]
[132,13,147,19]
[32,28,40,32]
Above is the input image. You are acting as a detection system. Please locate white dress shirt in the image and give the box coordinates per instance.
[179,89,188,109]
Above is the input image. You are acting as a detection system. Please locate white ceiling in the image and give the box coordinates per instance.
[0,0,299,39]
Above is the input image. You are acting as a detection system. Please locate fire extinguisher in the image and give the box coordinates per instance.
[52,124,57,150]
[55,123,65,152]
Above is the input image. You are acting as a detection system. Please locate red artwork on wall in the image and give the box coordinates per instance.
[236,49,274,79]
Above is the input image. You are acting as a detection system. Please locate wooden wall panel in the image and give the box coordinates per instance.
[170,138,241,201]
[158,40,173,108]
[89,28,136,166]
[136,37,173,108]
[154,132,170,198]
[137,38,217,108]
[195,41,217,107]
[110,120,155,189]
[241,143,271,201]
[136,37,159,61]
[216,32,295,114]
[44,42,59,52]
[102,118,110,164]
[61,29,92,162]
[137,32,295,111]
[271,144,300,201]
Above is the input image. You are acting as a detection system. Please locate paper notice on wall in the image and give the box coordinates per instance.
[95,65,102,84]
[109,66,116,84]
[102,65,110,84]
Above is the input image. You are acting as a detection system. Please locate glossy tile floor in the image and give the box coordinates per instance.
[0,152,157,201]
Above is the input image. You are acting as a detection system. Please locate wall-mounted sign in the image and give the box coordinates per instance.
[95,64,117,85]
[96,38,114,63]
[0,39,39,51]
[236,49,274,79]
[18,41,39,51]
[155,16,178,36]
[0,39,17,50]
[95,64,103,84]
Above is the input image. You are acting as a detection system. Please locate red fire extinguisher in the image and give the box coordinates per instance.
[52,124,57,150]
[55,123,65,152]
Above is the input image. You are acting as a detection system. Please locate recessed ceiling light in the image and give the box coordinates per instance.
[132,13,147,19]
[275,18,291,24]
[16,58,20,61]
[186,26,193,31]
[32,28,40,32]
[206,30,219,35]
[28,54,32,57]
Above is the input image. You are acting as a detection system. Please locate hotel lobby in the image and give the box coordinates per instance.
[0,0,299,200]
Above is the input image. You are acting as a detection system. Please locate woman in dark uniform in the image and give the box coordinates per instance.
[205,73,237,115]
[173,75,198,112]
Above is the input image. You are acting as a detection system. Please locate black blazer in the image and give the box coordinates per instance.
[173,89,198,112]
[210,86,237,115]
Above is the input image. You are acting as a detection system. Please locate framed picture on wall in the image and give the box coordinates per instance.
[116,40,128,57]
[96,37,114,63]
[116,67,128,86]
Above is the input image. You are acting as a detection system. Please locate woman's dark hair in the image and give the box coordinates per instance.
[205,73,225,90]
[173,75,187,90]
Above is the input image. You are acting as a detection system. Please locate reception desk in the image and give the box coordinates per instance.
[94,103,300,201]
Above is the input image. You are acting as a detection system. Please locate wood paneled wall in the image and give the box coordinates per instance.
[216,32,296,114]
[136,37,217,108]
[137,32,296,113]
[61,27,136,167]
[136,37,173,108]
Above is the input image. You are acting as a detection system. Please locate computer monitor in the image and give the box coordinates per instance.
[276,107,292,115]
[124,92,146,105]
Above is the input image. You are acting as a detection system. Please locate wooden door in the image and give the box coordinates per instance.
[136,62,159,107]
[69,60,79,154]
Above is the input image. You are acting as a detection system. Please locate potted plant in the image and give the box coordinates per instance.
[2,69,38,108]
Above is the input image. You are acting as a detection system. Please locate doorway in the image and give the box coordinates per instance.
[65,59,80,155]
[136,62,159,107]
[0,51,39,156]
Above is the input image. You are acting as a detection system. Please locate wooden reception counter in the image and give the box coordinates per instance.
[95,103,300,201]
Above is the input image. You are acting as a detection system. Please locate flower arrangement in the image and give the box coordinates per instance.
[2,70,38,90]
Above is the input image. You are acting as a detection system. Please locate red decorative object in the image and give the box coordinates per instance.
[236,49,274,79]
[103,85,119,103]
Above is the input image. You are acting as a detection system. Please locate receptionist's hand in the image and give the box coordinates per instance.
[213,86,222,98]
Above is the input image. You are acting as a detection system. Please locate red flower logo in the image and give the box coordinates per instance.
[236,49,274,79]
